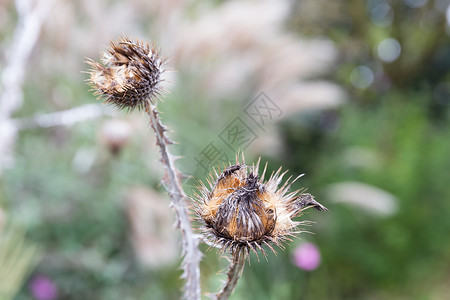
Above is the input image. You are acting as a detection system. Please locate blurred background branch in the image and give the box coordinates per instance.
[0,0,57,173]
[0,1,55,299]
[14,104,116,130]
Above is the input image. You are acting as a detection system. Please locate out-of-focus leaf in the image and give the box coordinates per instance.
[0,225,38,300]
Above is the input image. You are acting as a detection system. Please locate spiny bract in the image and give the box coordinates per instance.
[87,36,165,111]
[194,158,327,257]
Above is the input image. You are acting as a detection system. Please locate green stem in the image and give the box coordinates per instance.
[215,249,247,300]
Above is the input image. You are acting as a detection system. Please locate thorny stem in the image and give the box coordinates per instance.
[215,250,247,300]
[145,100,202,300]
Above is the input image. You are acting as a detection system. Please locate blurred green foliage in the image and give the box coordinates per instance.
[0,225,37,300]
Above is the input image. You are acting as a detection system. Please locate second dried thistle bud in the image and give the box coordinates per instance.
[194,159,327,256]
[87,36,165,111]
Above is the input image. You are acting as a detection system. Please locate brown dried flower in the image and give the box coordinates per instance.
[87,36,165,111]
[194,158,327,256]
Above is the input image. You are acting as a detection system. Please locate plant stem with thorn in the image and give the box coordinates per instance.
[215,250,247,300]
[145,100,202,300]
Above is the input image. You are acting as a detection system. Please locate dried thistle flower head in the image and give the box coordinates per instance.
[87,36,166,111]
[194,157,327,257]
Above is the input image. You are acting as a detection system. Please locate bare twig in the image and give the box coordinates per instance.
[14,103,116,130]
[145,100,202,300]
[214,250,247,300]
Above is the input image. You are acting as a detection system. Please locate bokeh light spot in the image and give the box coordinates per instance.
[404,0,428,8]
[350,66,374,89]
[377,38,402,63]
[370,3,394,27]
[446,4,450,25]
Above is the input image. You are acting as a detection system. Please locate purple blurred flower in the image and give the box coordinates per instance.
[29,275,58,300]
[293,242,321,271]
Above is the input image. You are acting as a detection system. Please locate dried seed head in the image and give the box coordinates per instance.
[87,36,166,111]
[194,158,327,257]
